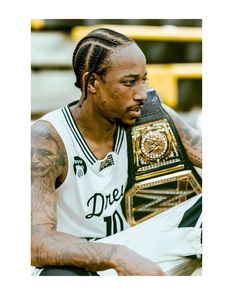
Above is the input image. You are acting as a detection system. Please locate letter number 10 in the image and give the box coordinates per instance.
[103,210,124,237]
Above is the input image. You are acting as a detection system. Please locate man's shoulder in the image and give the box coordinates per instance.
[32,106,64,133]
[31,117,64,151]
[31,116,67,176]
[31,117,56,135]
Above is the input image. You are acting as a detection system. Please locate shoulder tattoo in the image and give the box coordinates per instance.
[31,121,66,179]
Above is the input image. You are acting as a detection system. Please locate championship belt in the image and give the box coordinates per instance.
[125,88,202,225]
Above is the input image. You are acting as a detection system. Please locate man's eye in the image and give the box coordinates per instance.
[124,80,136,86]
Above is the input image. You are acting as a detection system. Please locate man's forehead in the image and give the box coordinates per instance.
[105,65,147,80]
[106,45,146,75]
[109,43,146,64]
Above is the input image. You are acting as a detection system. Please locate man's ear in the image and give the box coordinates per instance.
[82,72,98,94]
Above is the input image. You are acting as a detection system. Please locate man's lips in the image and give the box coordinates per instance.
[128,104,143,117]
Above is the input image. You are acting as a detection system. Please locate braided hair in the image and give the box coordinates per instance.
[72,28,134,106]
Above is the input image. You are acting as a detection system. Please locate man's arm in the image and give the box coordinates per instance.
[31,120,165,275]
[163,104,202,168]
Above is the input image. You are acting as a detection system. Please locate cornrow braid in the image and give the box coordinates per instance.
[73,43,91,88]
[72,28,134,107]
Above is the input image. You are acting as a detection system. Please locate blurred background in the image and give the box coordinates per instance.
[31,19,202,129]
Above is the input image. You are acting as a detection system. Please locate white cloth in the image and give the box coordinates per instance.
[95,194,202,275]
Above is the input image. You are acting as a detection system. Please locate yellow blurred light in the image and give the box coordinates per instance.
[31,19,45,30]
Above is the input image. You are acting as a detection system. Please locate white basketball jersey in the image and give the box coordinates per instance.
[40,103,130,239]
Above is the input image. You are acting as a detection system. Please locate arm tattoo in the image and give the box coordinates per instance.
[179,126,202,168]
[31,123,65,179]
[163,104,202,168]
[31,121,117,271]
[31,121,65,249]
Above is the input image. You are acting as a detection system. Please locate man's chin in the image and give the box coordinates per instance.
[118,118,137,127]
[127,119,136,126]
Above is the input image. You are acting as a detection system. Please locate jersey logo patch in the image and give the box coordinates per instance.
[73,156,87,178]
[99,154,114,171]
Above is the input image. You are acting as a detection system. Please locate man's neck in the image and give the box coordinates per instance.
[69,101,117,160]
[72,101,116,137]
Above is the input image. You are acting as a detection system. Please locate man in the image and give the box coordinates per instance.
[31,28,202,276]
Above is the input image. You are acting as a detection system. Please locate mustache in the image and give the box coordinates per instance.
[127,102,144,111]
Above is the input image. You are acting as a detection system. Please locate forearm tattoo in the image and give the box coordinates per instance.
[32,227,117,270]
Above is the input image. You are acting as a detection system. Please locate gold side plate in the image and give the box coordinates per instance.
[125,170,202,226]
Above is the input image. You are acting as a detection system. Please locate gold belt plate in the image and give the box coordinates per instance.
[125,170,202,226]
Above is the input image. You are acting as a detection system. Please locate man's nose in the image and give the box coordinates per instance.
[134,84,148,102]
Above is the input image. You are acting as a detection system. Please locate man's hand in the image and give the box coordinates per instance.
[111,245,165,276]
